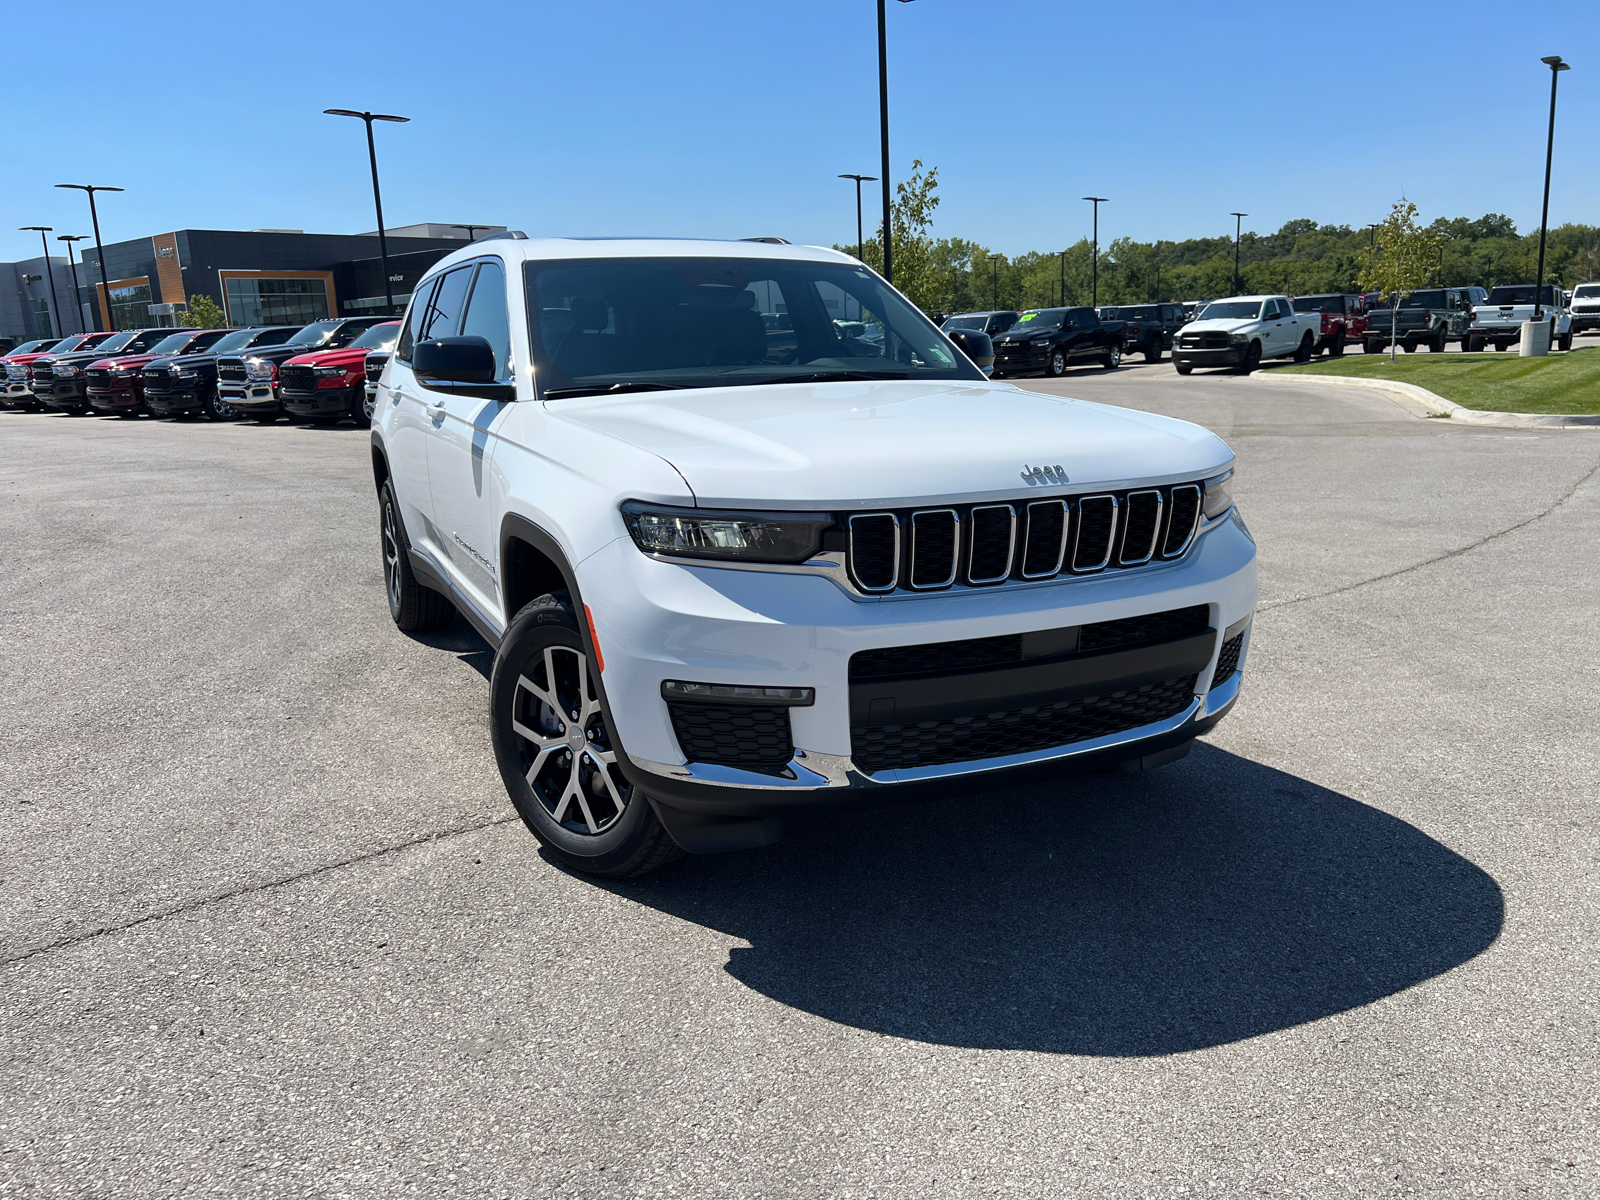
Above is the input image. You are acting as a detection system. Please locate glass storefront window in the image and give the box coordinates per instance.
[224,277,331,327]
[107,282,153,331]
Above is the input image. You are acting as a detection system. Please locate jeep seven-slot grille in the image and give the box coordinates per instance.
[279,365,317,395]
[217,359,248,384]
[667,702,795,775]
[845,482,1204,594]
[851,674,1199,773]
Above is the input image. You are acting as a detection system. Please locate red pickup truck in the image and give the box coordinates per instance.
[278,321,400,423]
[1290,294,1368,356]
[86,329,233,416]
[3,334,117,408]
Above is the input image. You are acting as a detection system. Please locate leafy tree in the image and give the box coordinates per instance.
[1358,201,1445,359]
[180,294,227,328]
[849,160,944,312]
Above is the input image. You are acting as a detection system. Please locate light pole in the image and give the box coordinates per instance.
[324,108,411,314]
[837,174,876,262]
[1083,197,1107,306]
[19,226,60,339]
[877,0,916,284]
[1366,222,1379,250]
[58,235,89,333]
[1058,251,1065,307]
[1230,212,1248,295]
[54,184,123,331]
[452,224,489,242]
[1534,55,1570,323]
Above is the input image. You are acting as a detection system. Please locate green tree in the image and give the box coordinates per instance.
[842,160,945,312]
[1358,201,1446,359]
[180,294,227,328]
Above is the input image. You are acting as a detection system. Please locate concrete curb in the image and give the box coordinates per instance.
[1255,370,1600,430]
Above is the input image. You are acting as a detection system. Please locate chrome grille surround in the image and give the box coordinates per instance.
[1117,489,1163,566]
[965,504,1017,584]
[908,509,960,590]
[1019,500,1068,579]
[847,513,900,593]
[1070,494,1118,573]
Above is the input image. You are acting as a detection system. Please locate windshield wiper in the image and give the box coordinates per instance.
[542,382,687,400]
[739,370,911,385]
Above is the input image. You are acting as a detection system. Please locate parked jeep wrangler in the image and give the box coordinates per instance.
[1363,288,1472,354]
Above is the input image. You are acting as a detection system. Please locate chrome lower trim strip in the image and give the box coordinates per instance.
[1203,670,1241,717]
[629,699,1206,792]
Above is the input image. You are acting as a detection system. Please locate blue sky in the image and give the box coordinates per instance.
[4,1,1596,265]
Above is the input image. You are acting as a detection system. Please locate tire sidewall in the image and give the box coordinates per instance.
[489,598,658,869]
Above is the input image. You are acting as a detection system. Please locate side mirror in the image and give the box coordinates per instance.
[413,336,512,400]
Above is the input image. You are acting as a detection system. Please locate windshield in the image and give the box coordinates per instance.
[350,323,400,352]
[150,333,201,355]
[1116,305,1160,321]
[1013,309,1067,329]
[1199,301,1264,320]
[942,315,987,331]
[525,256,980,396]
[1487,285,1559,305]
[1573,285,1600,299]
[1398,291,1445,309]
[1293,296,1343,314]
[207,329,262,355]
[13,339,57,354]
[93,330,142,354]
[287,321,340,348]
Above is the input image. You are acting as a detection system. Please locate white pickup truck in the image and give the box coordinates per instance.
[1467,284,1573,352]
[1170,294,1321,375]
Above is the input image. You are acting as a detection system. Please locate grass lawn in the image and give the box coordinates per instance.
[1272,344,1600,414]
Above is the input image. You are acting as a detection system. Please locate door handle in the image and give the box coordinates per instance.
[426,396,447,420]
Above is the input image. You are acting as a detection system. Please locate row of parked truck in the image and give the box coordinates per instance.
[942,282,1598,377]
[0,318,401,422]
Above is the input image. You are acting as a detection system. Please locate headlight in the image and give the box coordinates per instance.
[174,367,198,378]
[53,362,79,377]
[314,365,345,377]
[245,358,275,381]
[621,501,834,563]
[1229,332,1249,344]
[1202,469,1234,519]
[1031,336,1054,345]
[112,368,134,378]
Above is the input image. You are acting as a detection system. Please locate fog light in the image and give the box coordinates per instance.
[661,681,815,706]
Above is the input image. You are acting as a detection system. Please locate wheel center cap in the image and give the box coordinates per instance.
[568,726,586,749]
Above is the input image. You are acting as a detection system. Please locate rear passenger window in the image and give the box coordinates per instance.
[460,261,511,380]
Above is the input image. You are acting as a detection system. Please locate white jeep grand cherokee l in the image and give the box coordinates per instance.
[372,235,1257,877]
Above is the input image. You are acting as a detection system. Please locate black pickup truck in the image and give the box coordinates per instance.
[991,306,1126,377]
[1362,288,1473,354]
[143,326,303,420]
[1097,303,1185,362]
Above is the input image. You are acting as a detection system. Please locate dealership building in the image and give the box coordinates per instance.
[2,222,504,342]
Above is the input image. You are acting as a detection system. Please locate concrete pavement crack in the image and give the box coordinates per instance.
[1259,452,1600,615]
[1,815,521,970]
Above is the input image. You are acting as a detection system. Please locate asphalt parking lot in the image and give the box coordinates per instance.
[3,371,1598,1199]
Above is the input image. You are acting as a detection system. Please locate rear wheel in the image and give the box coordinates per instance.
[1401,340,1416,353]
[1143,339,1161,364]
[1559,331,1573,352]
[1330,329,1346,356]
[1293,333,1314,362]
[1364,338,1382,354]
[490,593,683,878]
[1430,326,1447,352]
[1495,340,1509,352]
[380,481,455,633]
[1463,335,1478,352]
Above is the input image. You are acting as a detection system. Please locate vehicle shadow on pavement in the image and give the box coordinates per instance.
[414,616,493,680]
[608,743,1503,1055]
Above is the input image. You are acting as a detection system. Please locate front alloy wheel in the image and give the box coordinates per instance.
[512,645,630,836]
[1046,348,1067,377]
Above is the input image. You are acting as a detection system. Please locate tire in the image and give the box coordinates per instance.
[1174,362,1193,375]
[1143,339,1161,364]
[490,592,683,878]
[1233,341,1261,374]
[1293,333,1314,362]
[1046,348,1067,377]
[379,481,456,633]
[1364,338,1382,354]
[1495,341,1508,352]
[1101,343,1121,370]
[1330,329,1346,357]
[1463,335,1478,353]
[1401,341,1416,353]
[1559,331,1573,352]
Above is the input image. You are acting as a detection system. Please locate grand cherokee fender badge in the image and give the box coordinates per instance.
[452,533,496,576]
[1021,463,1068,484]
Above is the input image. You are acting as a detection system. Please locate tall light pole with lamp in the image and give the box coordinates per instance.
[876,0,916,284]
[1533,55,1569,330]
[58,235,89,333]
[324,108,410,314]
[1083,197,1106,305]
[837,174,876,262]
[19,226,61,339]
[53,184,123,331]
[1230,212,1248,295]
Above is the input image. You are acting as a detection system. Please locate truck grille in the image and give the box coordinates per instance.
[1178,331,1229,349]
[217,359,247,384]
[667,702,794,774]
[85,368,110,386]
[142,367,170,387]
[845,483,1202,594]
[279,365,317,395]
[851,673,1198,774]
[365,353,389,381]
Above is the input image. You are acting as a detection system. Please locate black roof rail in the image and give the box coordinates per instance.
[740,236,790,244]
[479,230,528,242]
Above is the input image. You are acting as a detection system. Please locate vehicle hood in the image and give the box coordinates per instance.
[1181,317,1262,335]
[91,353,166,370]
[284,346,371,370]
[548,379,1232,509]
[995,326,1062,344]
[4,352,55,366]
[44,349,122,367]
[223,343,320,362]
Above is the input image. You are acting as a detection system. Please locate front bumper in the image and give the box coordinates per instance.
[992,345,1050,375]
[145,386,204,413]
[578,508,1258,816]
[35,380,88,410]
[1172,344,1246,366]
[220,382,279,412]
[1570,315,1600,333]
[88,384,143,411]
[282,384,358,417]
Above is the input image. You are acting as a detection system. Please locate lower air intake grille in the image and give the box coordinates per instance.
[851,634,1023,681]
[1078,605,1210,655]
[1213,632,1244,683]
[851,674,1198,773]
[668,702,794,773]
